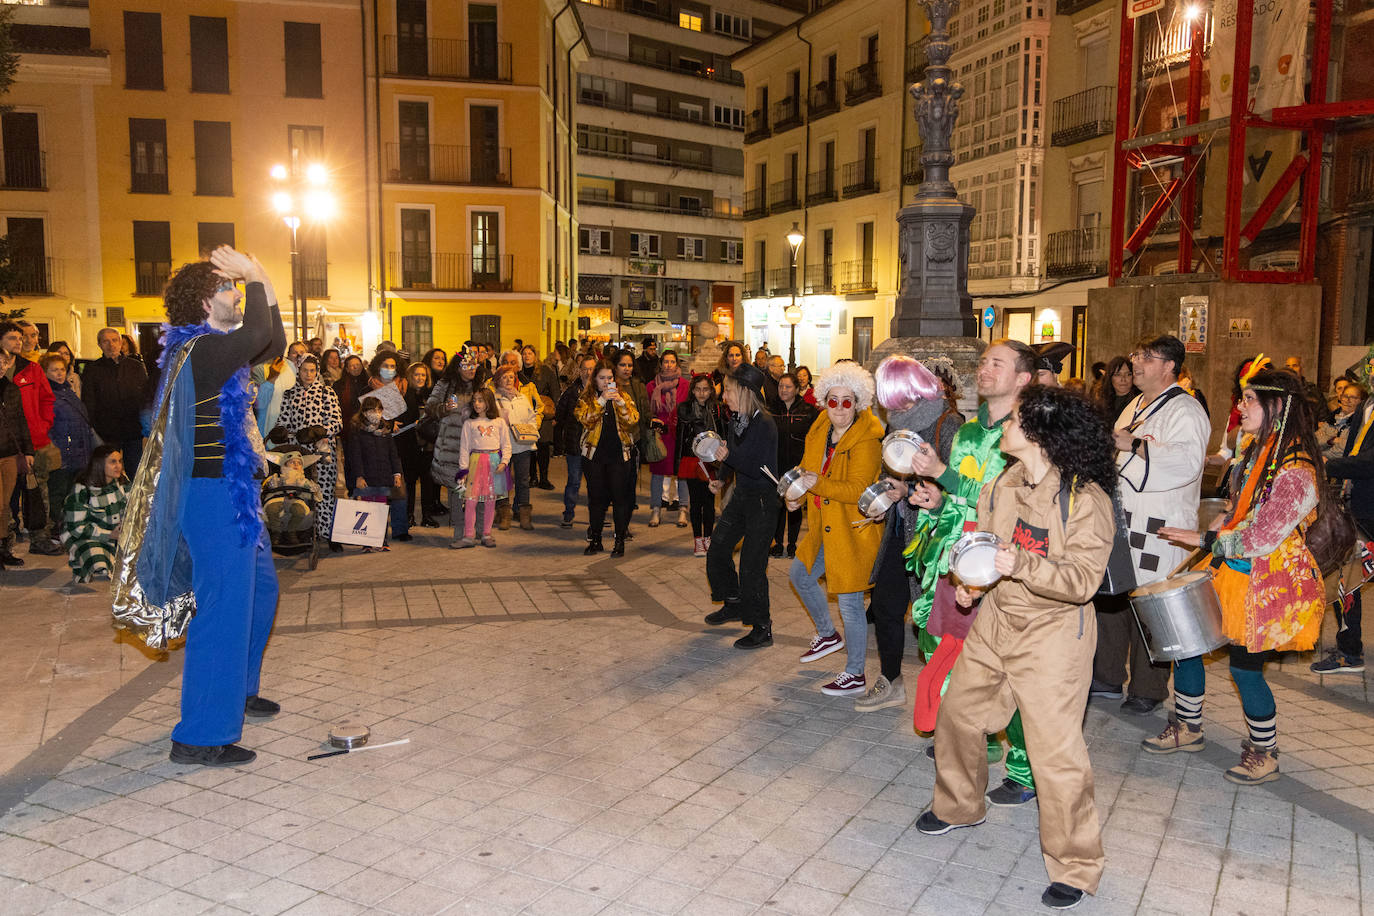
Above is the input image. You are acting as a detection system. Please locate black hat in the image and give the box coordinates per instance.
[1032,341,1075,374]
[729,363,767,398]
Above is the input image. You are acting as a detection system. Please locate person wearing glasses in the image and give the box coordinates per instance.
[1090,334,1211,715]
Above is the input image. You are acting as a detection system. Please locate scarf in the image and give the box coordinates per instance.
[158,321,260,547]
[886,398,945,437]
[651,368,683,414]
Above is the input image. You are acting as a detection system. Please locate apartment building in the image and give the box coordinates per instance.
[573,0,804,344]
[735,0,929,366]
[372,0,587,355]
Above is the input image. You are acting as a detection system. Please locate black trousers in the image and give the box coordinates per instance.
[707,487,774,627]
[686,478,715,537]
[584,457,633,540]
[869,524,913,682]
[1093,590,1171,700]
[1336,516,1372,658]
[773,504,803,549]
[532,442,552,482]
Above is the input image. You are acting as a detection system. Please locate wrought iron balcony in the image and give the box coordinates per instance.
[742,270,765,298]
[385,143,512,186]
[804,263,834,294]
[595,44,742,85]
[905,42,927,84]
[578,194,738,219]
[769,178,800,213]
[1044,226,1107,278]
[1140,9,1213,71]
[1051,86,1115,147]
[844,62,881,105]
[8,256,56,295]
[771,96,803,132]
[767,267,795,296]
[1,150,46,190]
[806,169,836,205]
[382,36,512,82]
[388,251,514,292]
[809,81,840,119]
[134,260,170,296]
[744,188,768,219]
[745,109,770,143]
[902,146,923,184]
[840,259,877,294]
[842,158,879,197]
[131,170,168,194]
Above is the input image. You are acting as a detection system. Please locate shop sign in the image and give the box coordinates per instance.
[627,258,666,277]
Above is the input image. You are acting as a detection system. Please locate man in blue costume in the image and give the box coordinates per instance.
[115,247,286,766]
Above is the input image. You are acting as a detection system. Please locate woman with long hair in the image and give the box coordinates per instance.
[922,385,1117,911]
[575,360,639,556]
[321,348,343,383]
[519,344,559,490]
[713,341,747,394]
[769,372,817,558]
[1149,369,1328,785]
[1094,355,1138,422]
[676,374,724,556]
[646,349,692,528]
[399,362,438,528]
[61,445,129,582]
[279,355,343,547]
[333,355,370,439]
[422,348,447,383]
[795,365,816,405]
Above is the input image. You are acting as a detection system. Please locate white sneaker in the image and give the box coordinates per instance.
[820,671,866,697]
[800,631,844,663]
[854,675,906,712]
[693,536,706,557]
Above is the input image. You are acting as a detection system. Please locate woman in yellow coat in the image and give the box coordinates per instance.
[788,361,885,696]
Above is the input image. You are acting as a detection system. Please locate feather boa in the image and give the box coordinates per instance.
[159,322,262,547]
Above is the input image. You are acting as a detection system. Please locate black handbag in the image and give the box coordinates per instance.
[1056,477,1136,596]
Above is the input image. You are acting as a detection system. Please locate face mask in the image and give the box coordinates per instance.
[379,367,396,381]
[364,411,383,428]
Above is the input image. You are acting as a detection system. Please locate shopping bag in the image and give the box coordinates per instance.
[331,497,388,547]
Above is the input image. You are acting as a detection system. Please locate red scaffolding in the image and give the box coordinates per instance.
[1108,0,1374,285]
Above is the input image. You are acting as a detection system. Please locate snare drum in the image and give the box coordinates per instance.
[950,532,1001,587]
[692,431,723,462]
[881,430,926,475]
[777,466,811,501]
[858,481,897,519]
[1128,570,1227,662]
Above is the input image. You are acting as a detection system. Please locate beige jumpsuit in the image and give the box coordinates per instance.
[931,464,1115,894]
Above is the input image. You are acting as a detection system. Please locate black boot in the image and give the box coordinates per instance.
[704,601,743,626]
[610,535,626,558]
[584,535,603,555]
[734,625,773,649]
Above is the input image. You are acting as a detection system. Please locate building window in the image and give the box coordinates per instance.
[721,240,743,264]
[677,237,705,260]
[472,211,502,286]
[129,118,168,194]
[401,316,434,356]
[678,11,702,31]
[713,12,750,38]
[133,221,171,296]
[124,11,164,90]
[713,105,743,128]
[288,125,324,177]
[193,121,233,196]
[853,316,874,364]
[189,16,229,93]
[283,22,323,99]
[579,228,611,254]
[678,195,702,212]
[197,222,235,255]
[298,224,327,297]
[6,217,49,295]
[1,111,44,189]
[629,232,660,257]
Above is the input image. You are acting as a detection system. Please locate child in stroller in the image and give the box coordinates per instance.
[262,448,322,550]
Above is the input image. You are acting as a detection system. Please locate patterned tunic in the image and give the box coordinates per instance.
[278,379,343,538]
[62,480,128,582]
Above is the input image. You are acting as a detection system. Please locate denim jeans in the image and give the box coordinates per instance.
[790,547,867,676]
[354,486,409,541]
[563,455,585,519]
[649,473,689,509]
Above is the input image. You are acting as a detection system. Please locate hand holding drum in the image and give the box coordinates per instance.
[908,442,946,479]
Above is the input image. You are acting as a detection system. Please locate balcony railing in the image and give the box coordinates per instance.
[840,259,877,293]
[1051,86,1115,147]
[742,270,765,298]
[745,109,770,143]
[771,96,803,132]
[1044,226,1107,278]
[578,84,742,130]
[134,260,171,296]
[842,158,879,197]
[1,150,46,190]
[131,170,168,194]
[905,42,927,84]
[844,62,881,105]
[595,44,742,85]
[7,256,57,295]
[1137,184,1201,233]
[385,143,512,185]
[809,81,840,119]
[388,251,514,292]
[382,35,512,82]
[806,169,836,205]
[578,194,739,219]
[577,144,738,175]
[769,178,800,213]
[804,263,834,294]
[298,258,328,298]
[1351,148,1374,205]
[902,146,923,184]
[767,267,796,295]
[1141,10,1213,70]
[744,188,768,219]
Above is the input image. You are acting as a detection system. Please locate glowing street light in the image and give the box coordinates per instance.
[785,222,805,372]
[270,162,334,337]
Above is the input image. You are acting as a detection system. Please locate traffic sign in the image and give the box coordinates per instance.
[982,306,996,329]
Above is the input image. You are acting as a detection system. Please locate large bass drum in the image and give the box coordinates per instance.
[1128,570,1228,662]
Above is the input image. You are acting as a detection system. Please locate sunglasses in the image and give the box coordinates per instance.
[826,396,855,410]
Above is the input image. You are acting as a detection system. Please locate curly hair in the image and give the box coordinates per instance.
[1015,384,1117,495]
[814,361,876,411]
[163,261,221,327]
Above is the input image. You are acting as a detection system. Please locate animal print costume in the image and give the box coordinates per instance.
[278,376,342,539]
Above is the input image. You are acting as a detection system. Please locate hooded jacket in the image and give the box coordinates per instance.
[795,409,885,595]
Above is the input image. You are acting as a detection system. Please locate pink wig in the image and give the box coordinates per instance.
[874,355,943,409]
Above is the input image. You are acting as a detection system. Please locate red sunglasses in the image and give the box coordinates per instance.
[826,396,855,410]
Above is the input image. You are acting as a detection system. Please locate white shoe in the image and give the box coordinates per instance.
[649,508,661,527]
[677,507,689,528]
[693,536,706,557]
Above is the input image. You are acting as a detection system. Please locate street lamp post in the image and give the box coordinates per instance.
[271,163,335,340]
[785,222,805,372]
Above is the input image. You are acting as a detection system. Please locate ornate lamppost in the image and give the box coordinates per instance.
[785,222,804,371]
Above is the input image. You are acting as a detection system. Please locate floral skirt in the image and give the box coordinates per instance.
[1202,530,1325,653]
[465,451,507,502]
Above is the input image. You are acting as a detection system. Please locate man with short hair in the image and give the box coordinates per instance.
[1094,334,1211,715]
[83,327,149,472]
[764,354,786,403]
[1285,355,1325,421]
[306,337,324,356]
[635,337,659,382]
[16,320,42,361]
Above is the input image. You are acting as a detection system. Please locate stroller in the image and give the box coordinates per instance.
[261,446,323,570]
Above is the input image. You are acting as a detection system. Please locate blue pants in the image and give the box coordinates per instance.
[1174,645,1276,722]
[649,473,689,509]
[563,455,584,519]
[173,478,279,747]
[791,547,867,676]
[354,486,409,540]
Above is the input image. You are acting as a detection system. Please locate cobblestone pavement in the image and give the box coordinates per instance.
[1,472,1371,915]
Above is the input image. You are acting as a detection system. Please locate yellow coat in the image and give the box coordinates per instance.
[795,409,885,595]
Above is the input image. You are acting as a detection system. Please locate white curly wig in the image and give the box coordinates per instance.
[814,361,876,412]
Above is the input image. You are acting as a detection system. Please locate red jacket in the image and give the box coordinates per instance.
[10,357,53,448]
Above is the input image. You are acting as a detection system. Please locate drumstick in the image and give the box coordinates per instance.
[1167,547,1206,579]
[307,738,410,761]
[760,466,781,485]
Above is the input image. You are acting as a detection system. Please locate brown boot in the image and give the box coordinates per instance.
[1224,740,1280,785]
[496,503,512,530]
[519,505,533,530]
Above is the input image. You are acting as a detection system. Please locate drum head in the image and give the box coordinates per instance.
[951,535,1000,587]
[882,441,919,474]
